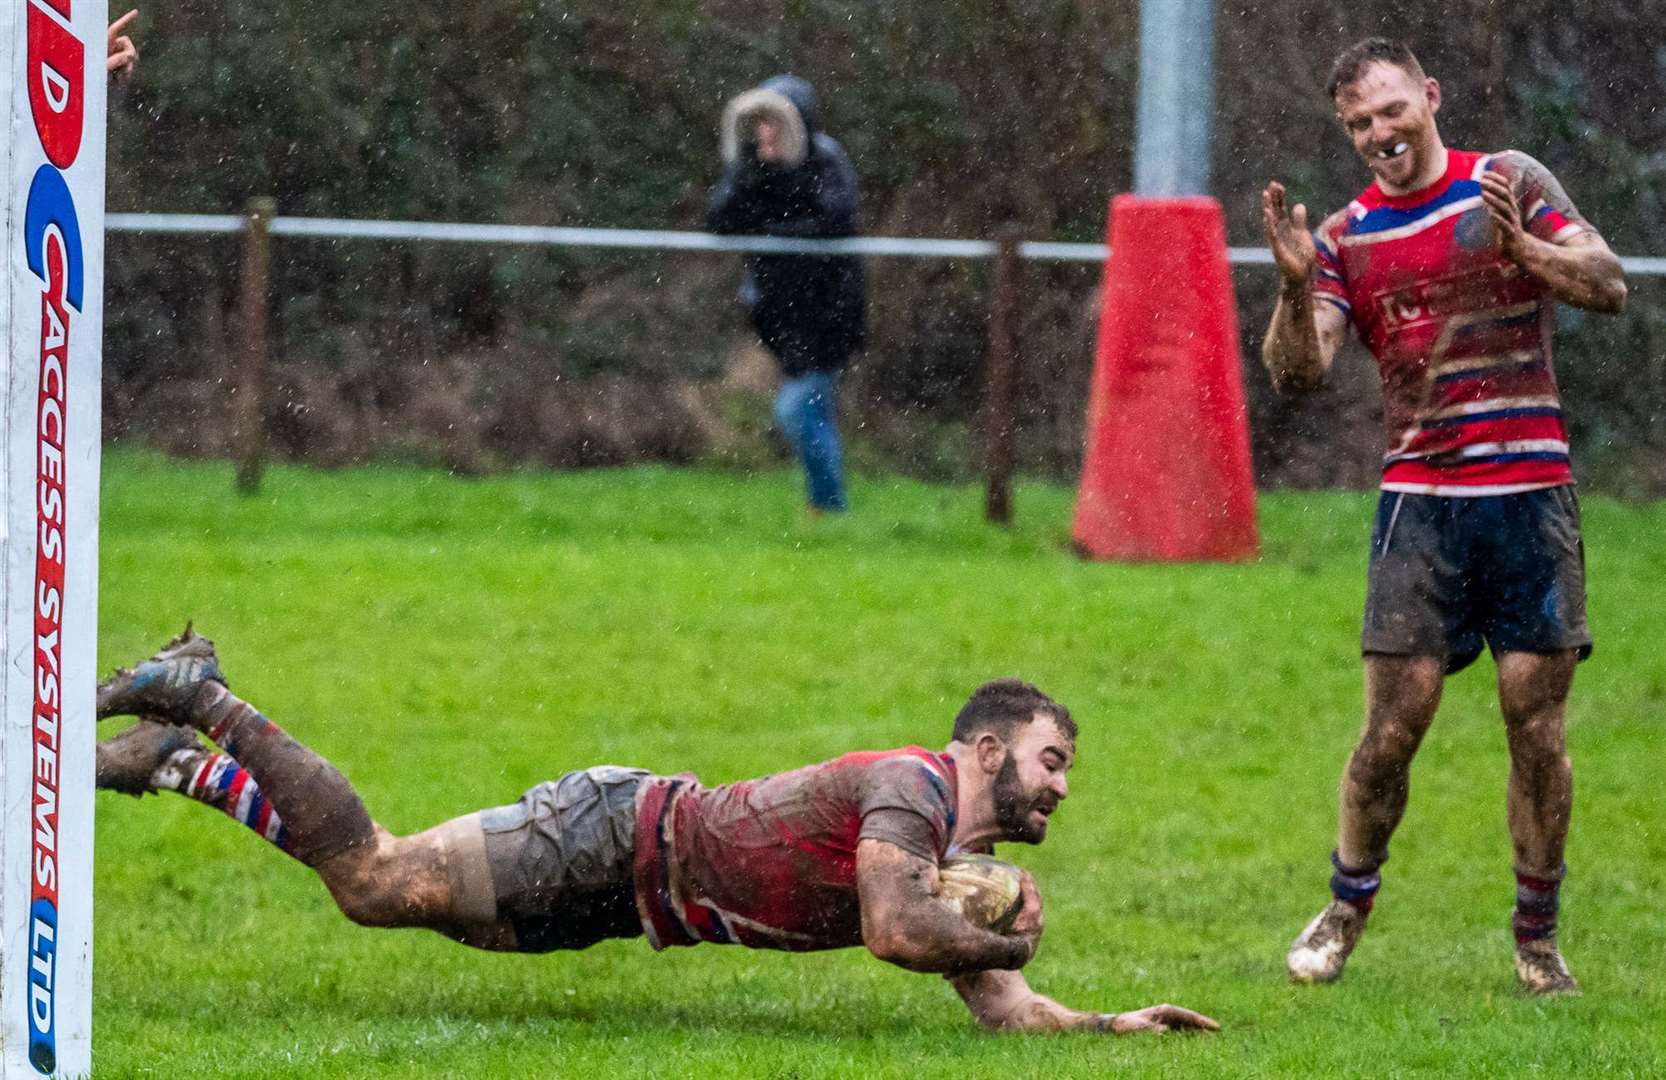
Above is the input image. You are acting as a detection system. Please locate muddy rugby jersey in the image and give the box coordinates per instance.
[1310,149,1595,495]
[632,747,957,950]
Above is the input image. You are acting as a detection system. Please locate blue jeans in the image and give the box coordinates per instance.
[773,371,847,511]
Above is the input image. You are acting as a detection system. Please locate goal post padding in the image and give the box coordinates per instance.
[3,2,105,1076]
[1072,195,1257,562]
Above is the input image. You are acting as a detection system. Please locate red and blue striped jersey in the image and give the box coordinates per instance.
[632,747,958,951]
[1310,148,1593,494]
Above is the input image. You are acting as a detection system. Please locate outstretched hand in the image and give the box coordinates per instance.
[1262,181,1316,288]
[1105,1004,1221,1034]
[107,9,139,81]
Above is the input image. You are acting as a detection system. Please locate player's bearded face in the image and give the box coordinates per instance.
[992,750,1055,844]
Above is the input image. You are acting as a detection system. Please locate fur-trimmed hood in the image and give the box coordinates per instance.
[706,72,865,372]
[720,74,820,169]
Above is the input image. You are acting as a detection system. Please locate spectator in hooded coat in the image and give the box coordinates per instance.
[708,75,865,513]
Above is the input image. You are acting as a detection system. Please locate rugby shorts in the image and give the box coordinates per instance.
[1361,487,1592,674]
[479,765,650,952]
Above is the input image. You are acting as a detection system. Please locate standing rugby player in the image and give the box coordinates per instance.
[95,629,1217,1035]
[1260,38,1626,994]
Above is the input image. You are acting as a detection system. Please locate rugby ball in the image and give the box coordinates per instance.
[937,854,1026,933]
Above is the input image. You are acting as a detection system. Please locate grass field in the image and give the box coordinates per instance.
[94,451,1666,1077]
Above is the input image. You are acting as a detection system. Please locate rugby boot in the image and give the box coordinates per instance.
[1515,938,1581,996]
[95,719,206,797]
[96,624,226,723]
[1287,900,1368,984]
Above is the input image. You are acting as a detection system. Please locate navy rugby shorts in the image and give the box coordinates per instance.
[1361,487,1592,674]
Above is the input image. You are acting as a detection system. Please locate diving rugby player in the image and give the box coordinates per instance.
[97,629,1218,1035]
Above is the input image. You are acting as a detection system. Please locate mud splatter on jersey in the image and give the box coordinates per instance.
[633,747,957,950]
[1311,149,1594,495]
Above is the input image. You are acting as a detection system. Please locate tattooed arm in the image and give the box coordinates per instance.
[856,839,1219,1033]
[856,838,1037,975]
[1482,153,1627,313]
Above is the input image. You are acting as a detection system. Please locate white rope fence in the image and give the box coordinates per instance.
[102,214,1666,274]
[103,209,1666,504]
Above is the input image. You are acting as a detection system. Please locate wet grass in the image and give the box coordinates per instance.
[95,450,1666,1077]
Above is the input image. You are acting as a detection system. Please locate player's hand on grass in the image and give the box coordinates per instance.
[1262,181,1316,289]
[1103,1004,1221,1034]
[1479,170,1526,259]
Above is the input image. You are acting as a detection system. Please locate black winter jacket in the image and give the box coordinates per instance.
[707,76,866,375]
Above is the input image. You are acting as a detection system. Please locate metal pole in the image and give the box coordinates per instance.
[236,196,276,496]
[982,227,1022,525]
[1132,0,1216,196]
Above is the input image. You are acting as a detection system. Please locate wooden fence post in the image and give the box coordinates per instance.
[235,196,276,495]
[981,226,1022,524]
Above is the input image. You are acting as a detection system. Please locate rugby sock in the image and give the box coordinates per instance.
[190,682,376,867]
[1513,867,1564,944]
[1330,850,1382,915]
[150,744,296,857]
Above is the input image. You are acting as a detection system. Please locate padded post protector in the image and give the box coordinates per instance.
[1072,195,1258,561]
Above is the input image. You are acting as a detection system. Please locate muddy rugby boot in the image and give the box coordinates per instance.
[96,719,207,797]
[96,625,226,723]
[1287,900,1368,984]
[1515,938,1581,996]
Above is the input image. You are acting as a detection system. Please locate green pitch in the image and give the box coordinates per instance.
[95,451,1666,1077]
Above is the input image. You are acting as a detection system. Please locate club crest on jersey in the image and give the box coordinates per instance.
[1372,265,1528,332]
[1455,205,1495,252]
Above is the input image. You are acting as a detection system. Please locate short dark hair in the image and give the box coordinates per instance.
[1327,37,1426,100]
[951,679,1076,744]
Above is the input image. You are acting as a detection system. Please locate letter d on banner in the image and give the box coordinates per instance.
[3,2,104,1076]
[1072,195,1257,561]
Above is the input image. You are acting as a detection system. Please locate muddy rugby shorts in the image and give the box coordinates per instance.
[1361,487,1591,674]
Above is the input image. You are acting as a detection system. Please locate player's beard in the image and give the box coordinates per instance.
[993,752,1050,844]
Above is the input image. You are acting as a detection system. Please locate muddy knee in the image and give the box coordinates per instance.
[318,835,451,929]
[1349,722,1422,786]
[1504,703,1569,768]
[321,853,402,927]
[1507,737,1571,783]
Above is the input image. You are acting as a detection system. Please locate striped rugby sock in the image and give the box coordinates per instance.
[189,683,376,867]
[1513,867,1564,944]
[1330,850,1382,915]
[151,745,295,857]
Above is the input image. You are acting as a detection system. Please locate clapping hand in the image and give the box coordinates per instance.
[1262,181,1317,289]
